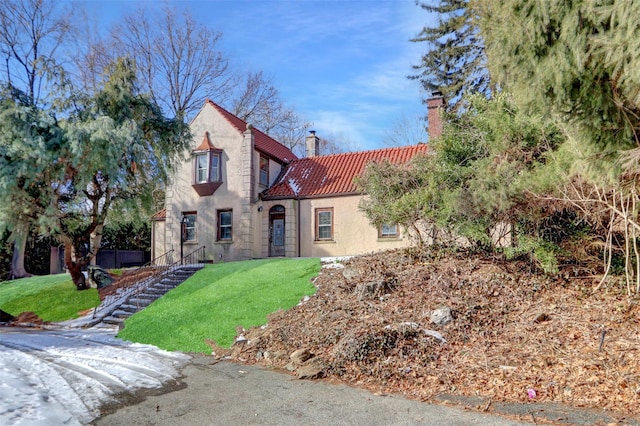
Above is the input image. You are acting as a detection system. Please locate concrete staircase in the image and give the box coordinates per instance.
[101,266,201,327]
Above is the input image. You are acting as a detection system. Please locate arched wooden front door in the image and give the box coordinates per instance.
[269,205,285,257]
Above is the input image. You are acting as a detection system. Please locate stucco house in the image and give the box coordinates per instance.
[152,96,442,262]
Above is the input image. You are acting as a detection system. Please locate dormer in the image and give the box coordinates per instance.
[192,132,223,196]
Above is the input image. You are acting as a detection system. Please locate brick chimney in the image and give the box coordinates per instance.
[305,130,320,158]
[427,91,445,139]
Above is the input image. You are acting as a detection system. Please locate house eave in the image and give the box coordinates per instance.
[256,147,292,164]
[262,191,363,201]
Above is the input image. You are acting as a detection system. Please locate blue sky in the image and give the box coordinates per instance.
[78,0,434,151]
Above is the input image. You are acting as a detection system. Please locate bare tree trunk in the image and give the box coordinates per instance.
[61,237,88,290]
[10,222,32,279]
[89,223,104,267]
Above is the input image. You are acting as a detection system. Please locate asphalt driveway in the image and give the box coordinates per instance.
[2,326,630,426]
[95,355,532,426]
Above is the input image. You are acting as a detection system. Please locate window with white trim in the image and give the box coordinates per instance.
[217,209,233,241]
[315,208,333,241]
[379,223,398,238]
[195,151,220,183]
[182,212,197,242]
[259,155,269,186]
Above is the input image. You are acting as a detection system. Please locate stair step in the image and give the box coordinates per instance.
[152,284,176,291]
[130,292,156,300]
[102,316,124,325]
[127,297,155,306]
[94,263,205,327]
[146,288,169,296]
[119,304,140,313]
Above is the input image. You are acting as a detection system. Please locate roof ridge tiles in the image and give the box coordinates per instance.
[301,143,428,159]
[264,143,428,199]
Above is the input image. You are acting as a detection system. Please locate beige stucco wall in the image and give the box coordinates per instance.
[164,103,267,262]
[157,102,416,262]
[251,150,287,257]
[151,219,166,261]
[255,199,298,257]
[298,195,413,258]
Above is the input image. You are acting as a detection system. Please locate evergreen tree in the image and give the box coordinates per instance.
[356,155,435,246]
[432,94,565,260]
[54,59,188,288]
[410,0,490,110]
[0,0,73,278]
[0,59,188,289]
[0,86,64,278]
[357,94,567,271]
[478,0,640,290]
[478,0,640,154]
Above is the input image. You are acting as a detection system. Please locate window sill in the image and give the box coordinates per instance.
[313,240,335,244]
[215,240,233,244]
[377,237,401,242]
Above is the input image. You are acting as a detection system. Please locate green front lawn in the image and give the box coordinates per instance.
[0,274,100,322]
[1,258,321,354]
[118,258,320,353]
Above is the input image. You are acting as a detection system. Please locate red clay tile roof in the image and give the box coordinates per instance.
[151,208,166,220]
[193,132,220,152]
[264,144,429,199]
[206,100,297,163]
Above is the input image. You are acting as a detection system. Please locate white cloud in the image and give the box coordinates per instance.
[312,109,368,149]
[287,1,429,148]
[179,0,431,150]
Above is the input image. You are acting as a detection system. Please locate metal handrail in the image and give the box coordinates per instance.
[127,245,206,312]
[92,249,175,319]
[179,245,206,268]
[92,246,206,321]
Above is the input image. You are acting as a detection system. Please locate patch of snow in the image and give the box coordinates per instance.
[0,327,190,425]
[287,178,300,195]
[320,256,352,268]
[322,263,344,269]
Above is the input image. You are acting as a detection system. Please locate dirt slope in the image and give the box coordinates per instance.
[225,249,640,420]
